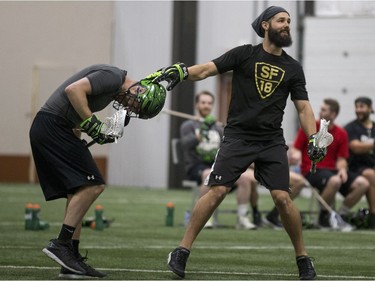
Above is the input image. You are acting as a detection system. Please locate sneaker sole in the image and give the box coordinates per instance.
[167,252,185,278]
[42,248,85,274]
[58,273,97,279]
[236,224,257,230]
[262,218,283,230]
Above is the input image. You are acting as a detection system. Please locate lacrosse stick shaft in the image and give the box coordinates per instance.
[86,140,95,147]
[162,109,224,126]
[310,162,317,174]
[306,182,335,213]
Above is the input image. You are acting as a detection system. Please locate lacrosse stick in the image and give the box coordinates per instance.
[86,109,127,147]
[310,119,334,173]
[306,181,354,232]
[162,109,224,126]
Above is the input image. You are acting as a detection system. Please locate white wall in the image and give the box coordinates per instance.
[0,1,113,156]
[303,17,375,127]
[108,1,173,188]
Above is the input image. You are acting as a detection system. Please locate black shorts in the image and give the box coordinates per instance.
[205,136,290,191]
[187,163,212,185]
[29,112,105,201]
[305,169,360,197]
[350,165,374,175]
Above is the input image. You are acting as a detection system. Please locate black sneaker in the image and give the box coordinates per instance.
[253,211,262,227]
[42,239,86,274]
[296,256,316,280]
[58,253,107,279]
[77,254,106,278]
[167,247,190,278]
[59,267,91,279]
[318,211,330,228]
[263,214,283,229]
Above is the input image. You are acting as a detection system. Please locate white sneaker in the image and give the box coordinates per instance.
[204,216,214,229]
[236,216,257,230]
[329,212,355,232]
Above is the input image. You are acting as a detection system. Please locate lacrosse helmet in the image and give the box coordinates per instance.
[113,80,166,119]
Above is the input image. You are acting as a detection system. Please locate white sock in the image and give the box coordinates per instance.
[237,204,248,217]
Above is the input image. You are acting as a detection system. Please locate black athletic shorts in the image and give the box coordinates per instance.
[29,112,105,201]
[187,163,212,185]
[205,136,290,191]
[305,169,360,197]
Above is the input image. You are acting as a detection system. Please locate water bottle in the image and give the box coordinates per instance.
[31,204,41,230]
[184,210,191,227]
[165,202,174,227]
[25,203,33,230]
[94,205,104,230]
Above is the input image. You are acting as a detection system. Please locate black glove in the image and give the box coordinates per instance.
[307,134,326,163]
[143,62,188,91]
[199,115,215,141]
[80,115,115,145]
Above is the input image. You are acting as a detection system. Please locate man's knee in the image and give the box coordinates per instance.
[271,190,292,210]
[362,169,375,184]
[326,175,342,190]
[79,184,106,196]
[208,185,230,201]
[352,176,369,192]
[96,184,106,194]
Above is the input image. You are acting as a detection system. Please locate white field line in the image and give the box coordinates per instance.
[1,244,375,250]
[0,265,374,280]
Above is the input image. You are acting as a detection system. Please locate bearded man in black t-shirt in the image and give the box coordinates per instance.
[145,6,324,280]
[345,96,375,228]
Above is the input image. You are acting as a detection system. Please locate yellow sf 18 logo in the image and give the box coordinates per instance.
[255,62,285,99]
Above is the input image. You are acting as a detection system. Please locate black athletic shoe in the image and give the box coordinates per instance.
[59,267,91,279]
[59,266,106,279]
[318,211,330,228]
[167,247,190,278]
[42,239,86,274]
[78,254,106,278]
[297,256,316,280]
[58,254,107,279]
[263,214,283,229]
[253,211,262,227]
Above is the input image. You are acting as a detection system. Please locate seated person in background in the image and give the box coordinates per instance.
[345,96,375,228]
[180,90,256,230]
[293,98,369,229]
[250,168,307,229]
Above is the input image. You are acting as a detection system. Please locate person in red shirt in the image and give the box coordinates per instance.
[292,99,369,228]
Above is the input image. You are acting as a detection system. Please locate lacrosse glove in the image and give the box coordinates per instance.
[307,134,327,163]
[143,63,189,91]
[199,115,216,141]
[80,115,115,145]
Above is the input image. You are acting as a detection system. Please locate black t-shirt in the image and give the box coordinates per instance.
[345,119,375,170]
[213,44,308,141]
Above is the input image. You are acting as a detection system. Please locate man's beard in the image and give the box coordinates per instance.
[268,25,292,48]
[356,111,370,123]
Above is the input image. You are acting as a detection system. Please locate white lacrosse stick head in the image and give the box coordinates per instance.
[316,119,334,148]
[100,109,127,143]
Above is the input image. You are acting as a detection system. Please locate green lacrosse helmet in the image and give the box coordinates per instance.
[137,80,166,119]
[113,80,166,119]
